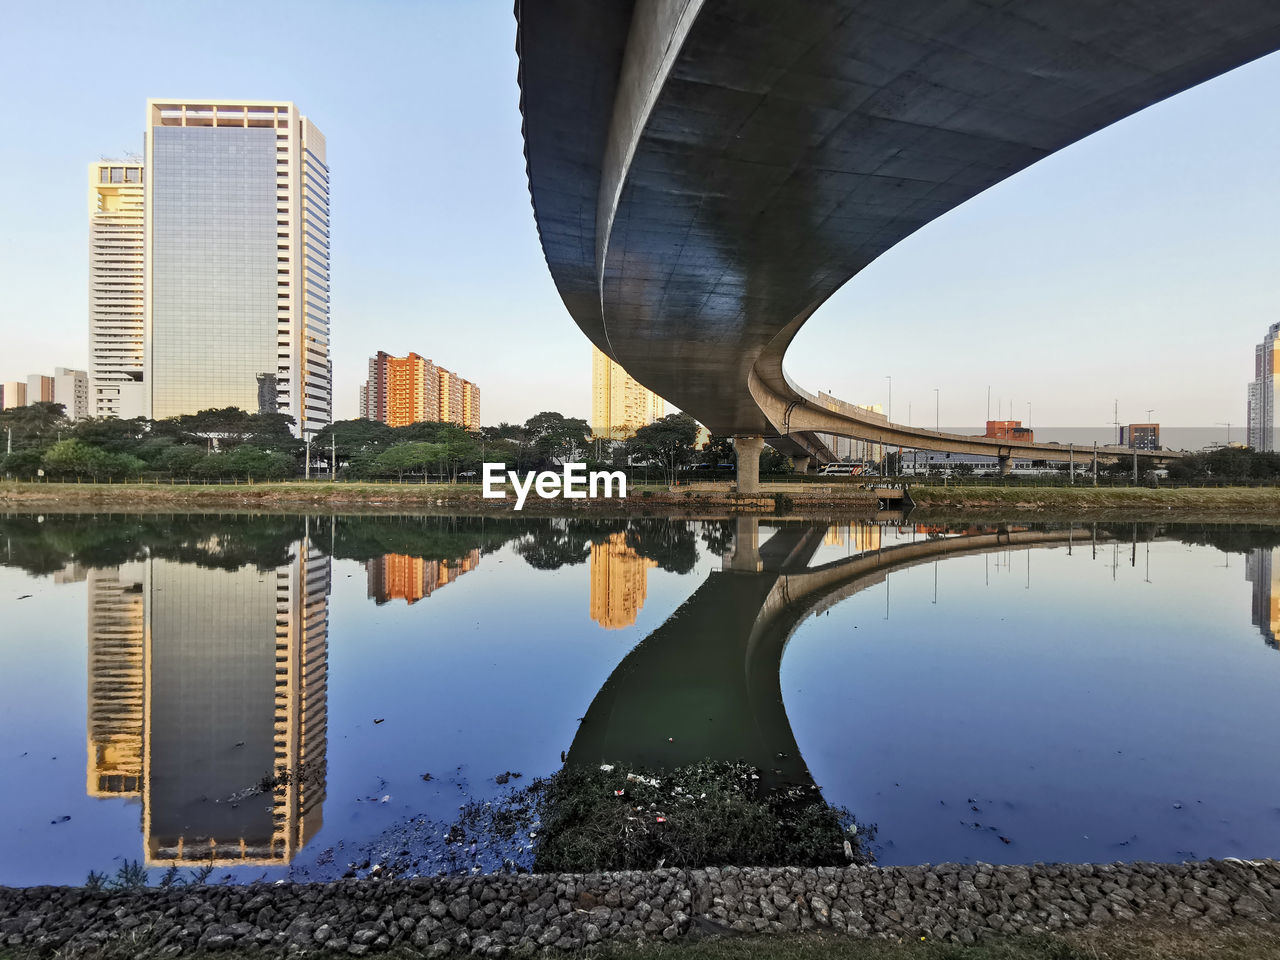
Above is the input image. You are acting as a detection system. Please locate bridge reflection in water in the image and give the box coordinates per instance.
[569,519,1100,796]
[25,513,1277,874]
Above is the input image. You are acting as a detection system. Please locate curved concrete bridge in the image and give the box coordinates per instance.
[516,1,1280,488]
[567,520,1102,793]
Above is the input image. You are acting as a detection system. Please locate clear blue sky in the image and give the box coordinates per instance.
[1,1,1277,429]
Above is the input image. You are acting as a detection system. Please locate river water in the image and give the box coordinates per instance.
[1,512,1278,887]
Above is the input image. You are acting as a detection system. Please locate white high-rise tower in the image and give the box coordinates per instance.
[89,161,146,419]
[1248,322,1280,452]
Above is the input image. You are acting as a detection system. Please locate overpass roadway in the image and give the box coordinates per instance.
[515,0,1280,489]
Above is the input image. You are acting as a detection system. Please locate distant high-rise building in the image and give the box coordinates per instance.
[87,539,331,866]
[461,379,481,430]
[89,161,146,419]
[359,352,437,428]
[144,100,331,437]
[26,375,54,404]
[589,532,658,629]
[366,550,480,605]
[359,352,480,429]
[54,368,90,420]
[591,346,664,440]
[1248,322,1280,451]
[985,420,1034,443]
[1120,423,1160,451]
[1,381,27,410]
[1246,548,1280,650]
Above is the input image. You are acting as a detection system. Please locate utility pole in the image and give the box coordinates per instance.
[986,385,991,423]
[331,433,336,482]
[933,388,939,431]
[885,375,892,421]
[1113,399,1121,446]
[1217,422,1231,446]
[1092,441,1098,487]
[305,438,311,480]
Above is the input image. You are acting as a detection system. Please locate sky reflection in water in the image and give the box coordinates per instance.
[0,514,1278,886]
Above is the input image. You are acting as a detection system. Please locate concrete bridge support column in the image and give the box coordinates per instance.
[725,517,763,572]
[734,435,764,494]
[998,455,1012,477]
[792,456,811,474]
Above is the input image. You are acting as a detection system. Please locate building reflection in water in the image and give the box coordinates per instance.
[589,532,658,629]
[1246,548,1280,649]
[366,550,480,606]
[86,539,331,867]
[822,523,882,552]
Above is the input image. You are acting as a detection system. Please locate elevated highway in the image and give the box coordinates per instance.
[516,0,1280,488]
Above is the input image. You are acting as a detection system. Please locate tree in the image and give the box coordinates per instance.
[42,439,98,477]
[627,413,700,485]
[374,442,443,481]
[0,402,68,452]
[699,435,736,467]
[759,446,791,476]
[164,407,301,456]
[525,412,590,466]
[192,445,293,481]
[71,417,149,455]
[1,448,45,479]
[312,418,394,469]
[438,435,482,482]
[154,445,207,477]
[42,440,143,480]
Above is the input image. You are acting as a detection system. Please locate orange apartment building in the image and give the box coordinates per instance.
[359,351,480,430]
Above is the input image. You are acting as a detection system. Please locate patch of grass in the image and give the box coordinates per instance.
[526,760,872,873]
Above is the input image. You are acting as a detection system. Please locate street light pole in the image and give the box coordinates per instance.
[933,388,939,431]
[1217,422,1231,446]
[885,375,892,422]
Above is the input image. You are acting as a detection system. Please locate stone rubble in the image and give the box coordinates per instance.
[2,859,1278,956]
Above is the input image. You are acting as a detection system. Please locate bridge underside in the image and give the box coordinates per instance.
[517,0,1280,469]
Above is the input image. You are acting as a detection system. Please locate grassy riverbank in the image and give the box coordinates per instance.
[4,923,1279,959]
[3,479,1280,519]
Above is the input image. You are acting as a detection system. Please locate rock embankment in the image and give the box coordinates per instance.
[3,859,1278,956]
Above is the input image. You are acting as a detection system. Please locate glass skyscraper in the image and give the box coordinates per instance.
[143,101,331,437]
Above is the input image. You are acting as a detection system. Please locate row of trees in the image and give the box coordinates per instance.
[0,403,788,483]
